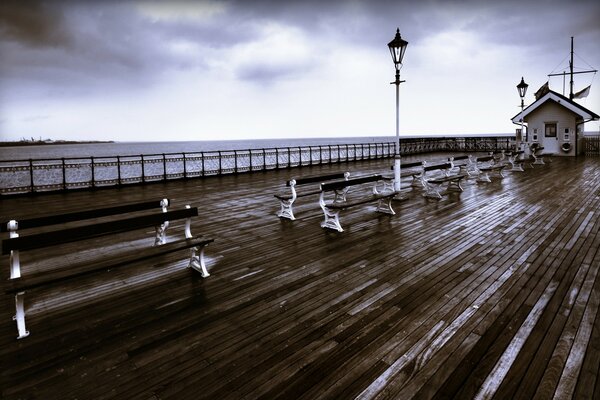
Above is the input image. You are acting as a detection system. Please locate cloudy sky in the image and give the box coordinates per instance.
[1,0,599,142]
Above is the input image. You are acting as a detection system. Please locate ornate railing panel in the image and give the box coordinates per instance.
[0,138,516,194]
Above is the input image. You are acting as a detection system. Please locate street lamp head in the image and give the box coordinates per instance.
[517,77,528,99]
[388,28,408,69]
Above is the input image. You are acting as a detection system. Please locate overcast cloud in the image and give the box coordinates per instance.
[1,0,599,141]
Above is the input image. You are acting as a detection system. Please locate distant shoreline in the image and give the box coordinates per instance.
[0,140,114,147]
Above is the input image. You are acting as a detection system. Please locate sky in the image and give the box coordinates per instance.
[0,0,599,142]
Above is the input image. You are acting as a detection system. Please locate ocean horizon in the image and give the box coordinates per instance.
[0,134,514,162]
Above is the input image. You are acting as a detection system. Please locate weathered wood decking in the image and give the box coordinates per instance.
[0,153,599,399]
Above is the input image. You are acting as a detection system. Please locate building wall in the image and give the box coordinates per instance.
[525,100,580,156]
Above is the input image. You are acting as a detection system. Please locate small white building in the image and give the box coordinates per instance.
[511,90,599,156]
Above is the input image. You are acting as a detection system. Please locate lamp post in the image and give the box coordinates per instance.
[516,77,528,151]
[388,28,408,193]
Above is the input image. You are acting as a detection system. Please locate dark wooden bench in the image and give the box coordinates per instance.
[530,145,553,165]
[504,150,526,172]
[448,155,478,177]
[422,163,466,199]
[475,156,507,182]
[274,172,350,220]
[319,174,396,232]
[382,160,426,190]
[2,205,214,339]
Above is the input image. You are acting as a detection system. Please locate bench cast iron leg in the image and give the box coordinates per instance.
[321,207,344,232]
[14,292,29,339]
[277,199,295,220]
[477,172,491,183]
[509,162,524,172]
[376,198,396,215]
[189,245,210,277]
[423,183,443,199]
[447,180,464,192]
[154,221,169,245]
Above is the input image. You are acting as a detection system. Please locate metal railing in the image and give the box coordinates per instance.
[0,137,515,195]
[584,135,600,156]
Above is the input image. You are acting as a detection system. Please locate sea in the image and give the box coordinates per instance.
[0,134,513,162]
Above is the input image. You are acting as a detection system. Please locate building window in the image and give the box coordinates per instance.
[545,123,557,138]
[564,133,570,141]
[533,134,538,141]
[564,128,569,133]
[534,128,538,134]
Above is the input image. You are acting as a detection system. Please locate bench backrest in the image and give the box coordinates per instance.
[450,155,469,161]
[1,199,169,233]
[1,207,198,254]
[476,156,494,163]
[390,161,423,170]
[321,174,382,192]
[423,163,452,173]
[287,172,348,186]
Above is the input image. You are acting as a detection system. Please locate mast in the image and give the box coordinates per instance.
[569,36,574,99]
[547,36,597,98]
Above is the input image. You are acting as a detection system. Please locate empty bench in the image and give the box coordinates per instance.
[504,150,526,172]
[2,203,214,339]
[382,160,426,191]
[448,155,478,177]
[274,172,350,220]
[319,174,396,232]
[475,156,506,182]
[530,144,553,165]
[422,163,467,199]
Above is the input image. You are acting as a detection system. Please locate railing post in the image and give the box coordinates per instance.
[263,148,266,170]
[117,156,122,185]
[163,153,167,180]
[91,156,95,188]
[234,150,238,173]
[29,159,34,193]
[61,158,66,190]
[249,149,253,172]
[201,152,205,177]
[141,155,145,183]
[218,151,222,175]
[276,148,279,168]
[183,153,187,178]
[287,147,291,168]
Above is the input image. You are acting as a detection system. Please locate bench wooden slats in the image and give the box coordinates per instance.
[391,161,423,170]
[6,235,214,294]
[289,172,347,186]
[325,193,395,209]
[321,174,382,192]
[1,199,168,232]
[2,208,198,254]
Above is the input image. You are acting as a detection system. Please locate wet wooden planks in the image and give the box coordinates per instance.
[0,154,599,399]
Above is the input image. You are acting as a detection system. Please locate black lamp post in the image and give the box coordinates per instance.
[516,77,528,148]
[388,28,408,192]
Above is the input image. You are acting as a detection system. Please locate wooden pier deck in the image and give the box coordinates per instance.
[1,153,599,399]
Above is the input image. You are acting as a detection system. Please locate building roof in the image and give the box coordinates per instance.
[511,90,599,124]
